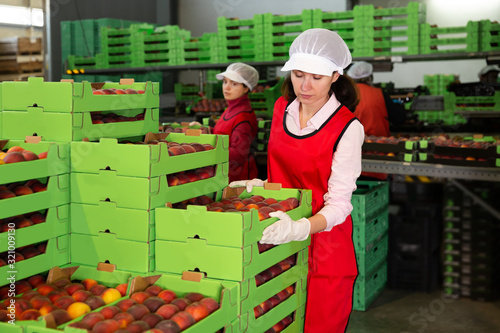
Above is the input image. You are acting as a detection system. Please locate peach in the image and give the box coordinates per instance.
[253,304,264,319]
[116,283,128,297]
[238,207,250,212]
[145,285,162,297]
[286,197,299,209]
[198,298,219,314]
[101,89,116,95]
[81,311,105,329]
[170,298,191,311]
[54,295,75,310]
[81,278,98,291]
[64,282,85,296]
[242,198,255,205]
[142,313,163,328]
[127,303,150,320]
[37,243,47,254]
[92,319,120,333]
[7,146,25,153]
[21,246,40,259]
[259,299,273,314]
[53,278,71,288]
[89,284,107,296]
[15,217,34,229]
[28,213,45,226]
[195,168,211,180]
[15,280,33,294]
[29,295,51,309]
[202,143,214,150]
[126,320,151,333]
[269,295,281,308]
[268,264,283,278]
[190,143,205,152]
[264,198,278,205]
[115,89,127,94]
[0,309,6,322]
[14,298,32,316]
[185,302,209,321]
[67,301,91,319]
[19,308,41,321]
[37,151,48,159]
[276,289,290,302]
[180,144,196,154]
[85,295,106,310]
[28,274,45,288]
[13,185,33,196]
[47,289,69,303]
[116,298,137,312]
[167,146,186,156]
[21,290,40,301]
[99,305,121,319]
[130,291,151,304]
[143,297,165,312]
[101,288,122,304]
[51,308,72,326]
[3,152,26,164]
[252,196,267,203]
[21,151,39,161]
[156,304,179,320]
[39,304,57,316]
[67,322,91,330]
[184,171,201,182]
[0,189,18,199]
[282,315,293,327]
[125,88,138,94]
[176,174,190,185]
[114,312,135,328]
[14,252,25,262]
[278,200,293,212]
[72,289,92,302]
[170,311,196,330]
[184,292,204,303]
[286,285,294,295]
[31,182,47,192]
[260,269,273,284]
[155,319,181,333]
[258,206,275,221]
[269,203,285,212]
[93,90,105,95]
[273,320,286,332]
[167,175,179,187]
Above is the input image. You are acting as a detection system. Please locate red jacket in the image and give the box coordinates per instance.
[354,83,390,137]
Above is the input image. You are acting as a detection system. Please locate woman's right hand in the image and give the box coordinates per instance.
[228,178,265,192]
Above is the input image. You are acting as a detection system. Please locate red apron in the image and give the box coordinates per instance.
[268,97,359,333]
[213,95,258,182]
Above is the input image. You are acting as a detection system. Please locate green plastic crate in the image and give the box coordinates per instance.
[2,107,159,142]
[70,162,228,210]
[419,21,480,54]
[0,204,69,252]
[356,235,388,277]
[0,174,70,220]
[352,207,389,253]
[353,261,387,311]
[351,181,389,224]
[70,133,229,177]
[0,140,70,184]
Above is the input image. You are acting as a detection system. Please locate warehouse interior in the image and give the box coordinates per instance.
[0,0,499,332]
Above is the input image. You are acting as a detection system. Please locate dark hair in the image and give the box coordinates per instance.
[281,72,359,112]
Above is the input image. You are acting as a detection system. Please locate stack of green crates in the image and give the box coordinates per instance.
[217,14,265,62]
[479,20,500,52]
[419,21,480,54]
[312,9,356,53]
[249,78,285,118]
[351,181,390,311]
[174,32,223,65]
[154,186,312,331]
[0,77,160,142]
[0,139,71,283]
[352,2,424,57]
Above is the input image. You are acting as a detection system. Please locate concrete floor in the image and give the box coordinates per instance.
[346,288,500,333]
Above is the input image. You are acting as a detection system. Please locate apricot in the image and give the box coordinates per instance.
[143,296,165,312]
[171,311,196,330]
[85,295,106,310]
[81,278,98,291]
[142,313,163,328]
[155,319,181,333]
[127,303,150,320]
[101,288,122,304]
[67,301,91,319]
[155,304,179,320]
[130,291,150,304]
[92,319,120,333]
[114,311,135,328]
[99,305,121,319]
[199,297,219,314]
[54,295,76,310]
[81,311,105,329]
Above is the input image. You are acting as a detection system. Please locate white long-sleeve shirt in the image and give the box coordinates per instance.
[285,94,365,231]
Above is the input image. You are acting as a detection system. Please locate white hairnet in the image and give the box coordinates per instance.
[478,65,500,78]
[216,62,259,90]
[347,61,373,79]
[281,28,352,76]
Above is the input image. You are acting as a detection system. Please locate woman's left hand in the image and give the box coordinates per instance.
[260,211,311,245]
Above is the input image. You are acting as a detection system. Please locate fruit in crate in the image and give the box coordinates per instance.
[0,146,48,164]
[191,99,227,113]
[92,87,145,95]
[91,111,146,124]
[162,124,210,134]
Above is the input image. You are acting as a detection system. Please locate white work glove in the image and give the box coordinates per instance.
[228,178,265,192]
[260,211,311,245]
[189,121,202,126]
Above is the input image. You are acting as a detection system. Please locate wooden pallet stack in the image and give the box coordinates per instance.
[0,37,44,81]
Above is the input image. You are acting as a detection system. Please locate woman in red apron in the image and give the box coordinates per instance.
[213,63,259,182]
[231,29,364,332]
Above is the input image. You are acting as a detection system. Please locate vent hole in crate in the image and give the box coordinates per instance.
[104,229,110,233]
[32,133,38,136]
[193,235,200,239]
[105,260,110,264]
[32,103,38,107]
[105,166,111,170]
[191,268,207,278]
[104,198,111,202]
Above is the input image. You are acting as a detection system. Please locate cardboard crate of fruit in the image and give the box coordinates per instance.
[70,163,228,211]
[0,235,70,289]
[0,174,70,220]
[2,106,159,142]
[71,131,227,178]
[70,233,155,274]
[155,184,311,281]
[0,138,69,185]
[362,135,420,162]
[160,122,211,134]
[0,204,69,253]
[1,78,159,113]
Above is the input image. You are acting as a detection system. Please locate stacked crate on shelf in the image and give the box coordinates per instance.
[311,9,356,53]
[442,181,500,301]
[69,131,229,274]
[350,181,390,311]
[0,37,44,82]
[352,2,424,57]
[362,136,420,162]
[261,10,313,61]
[217,15,265,62]
[254,119,272,153]
[0,77,159,142]
[174,32,223,65]
[418,74,459,124]
[249,78,284,118]
[0,139,70,283]
[479,20,500,52]
[419,21,480,55]
[154,185,312,332]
